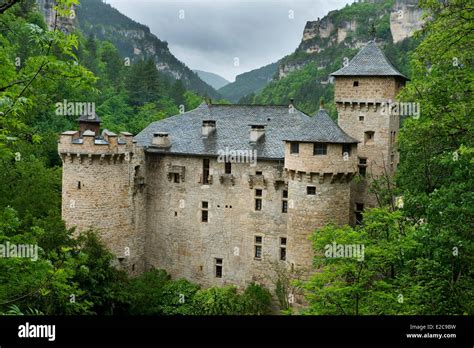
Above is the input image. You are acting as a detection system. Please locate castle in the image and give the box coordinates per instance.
[58,41,407,289]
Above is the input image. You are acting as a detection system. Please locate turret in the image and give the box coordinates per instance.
[283,107,358,270]
[58,116,144,274]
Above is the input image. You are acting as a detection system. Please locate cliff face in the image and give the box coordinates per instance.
[36,0,76,32]
[390,0,424,43]
[279,0,423,79]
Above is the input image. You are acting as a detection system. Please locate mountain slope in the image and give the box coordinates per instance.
[248,0,423,115]
[73,0,221,99]
[218,62,279,103]
[193,70,230,90]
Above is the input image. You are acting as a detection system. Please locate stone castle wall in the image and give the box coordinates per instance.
[144,154,290,289]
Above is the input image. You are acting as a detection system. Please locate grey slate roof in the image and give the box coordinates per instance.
[284,108,358,143]
[134,102,357,160]
[330,41,408,80]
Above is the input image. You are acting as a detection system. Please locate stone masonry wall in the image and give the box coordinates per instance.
[144,153,290,290]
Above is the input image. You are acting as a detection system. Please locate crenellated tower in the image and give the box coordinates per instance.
[331,41,408,223]
[58,115,145,273]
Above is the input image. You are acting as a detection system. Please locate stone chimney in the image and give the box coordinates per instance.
[250,125,266,143]
[152,132,171,148]
[202,120,216,138]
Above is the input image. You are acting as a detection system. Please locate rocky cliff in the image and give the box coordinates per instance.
[278,0,423,79]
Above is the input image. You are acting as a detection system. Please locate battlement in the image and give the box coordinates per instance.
[284,142,357,182]
[58,129,135,164]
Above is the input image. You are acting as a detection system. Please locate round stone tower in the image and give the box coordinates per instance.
[58,117,145,274]
[284,108,358,271]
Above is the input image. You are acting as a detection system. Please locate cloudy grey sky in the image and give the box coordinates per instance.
[106,0,351,82]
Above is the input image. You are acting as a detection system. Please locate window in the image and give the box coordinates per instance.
[307,186,316,195]
[256,171,263,176]
[202,201,209,222]
[353,81,359,87]
[342,144,352,157]
[359,115,365,121]
[254,236,262,260]
[215,258,222,278]
[282,190,288,213]
[77,181,81,189]
[290,142,299,154]
[355,203,364,225]
[173,173,180,183]
[255,189,262,211]
[280,237,287,261]
[364,131,375,145]
[313,143,327,155]
[225,161,232,174]
[203,158,210,184]
[358,158,367,177]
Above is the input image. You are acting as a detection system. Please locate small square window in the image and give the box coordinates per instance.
[353,81,359,87]
[313,143,327,155]
[356,203,364,212]
[359,158,367,165]
[202,210,208,222]
[255,236,262,244]
[364,131,375,145]
[280,237,287,246]
[202,201,208,209]
[255,198,262,211]
[282,190,288,199]
[307,186,316,195]
[255,189,262,197]
[290,142,299,154]
[256,171,263,176]
[359,115,365,121]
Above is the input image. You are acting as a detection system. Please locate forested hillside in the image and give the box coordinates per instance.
[218,61,278,103]
[73,0,221,99]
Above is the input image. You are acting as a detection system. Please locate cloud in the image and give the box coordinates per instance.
[106,0,351,81]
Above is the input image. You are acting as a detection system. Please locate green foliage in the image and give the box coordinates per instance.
[240,282,272,315]
[302,0,474,315]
